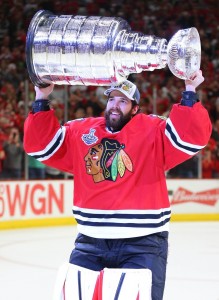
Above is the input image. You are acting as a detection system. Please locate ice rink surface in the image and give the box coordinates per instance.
[0,222,219,300]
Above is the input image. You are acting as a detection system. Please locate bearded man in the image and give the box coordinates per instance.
[24,70,211,300]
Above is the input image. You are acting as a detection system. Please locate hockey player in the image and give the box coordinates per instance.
[23,70,212,300]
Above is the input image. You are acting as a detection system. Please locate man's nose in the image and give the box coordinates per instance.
[111,100,120,108]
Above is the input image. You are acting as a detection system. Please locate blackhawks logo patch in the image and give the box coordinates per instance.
[84,138,133,183]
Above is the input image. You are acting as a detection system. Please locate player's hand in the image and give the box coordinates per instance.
[35,83,54,100]
[185,70,204,92]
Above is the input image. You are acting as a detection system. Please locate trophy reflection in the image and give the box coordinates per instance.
[26,10,201,87]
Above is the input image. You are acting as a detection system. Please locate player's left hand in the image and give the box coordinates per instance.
[185,70,204,92]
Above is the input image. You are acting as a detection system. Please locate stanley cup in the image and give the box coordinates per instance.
[26,10,201,87]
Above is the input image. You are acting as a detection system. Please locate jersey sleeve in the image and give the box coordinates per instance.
[155,102,212,171]
[23,110,75,174]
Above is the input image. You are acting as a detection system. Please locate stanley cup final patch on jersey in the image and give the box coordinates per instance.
[84,138,133,183]
[81,129,98,145]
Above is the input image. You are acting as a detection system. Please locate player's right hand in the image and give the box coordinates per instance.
[35,83,54,99]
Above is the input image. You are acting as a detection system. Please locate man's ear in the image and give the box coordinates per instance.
[132,105,139,115]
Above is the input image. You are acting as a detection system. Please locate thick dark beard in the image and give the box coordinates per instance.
[105,109,133,132]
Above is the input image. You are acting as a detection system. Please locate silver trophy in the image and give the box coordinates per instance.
[26,10,201,87]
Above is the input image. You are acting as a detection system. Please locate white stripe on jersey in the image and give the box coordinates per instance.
[165,118,205,155]
[72,206,171,238]
[27,126,66,161]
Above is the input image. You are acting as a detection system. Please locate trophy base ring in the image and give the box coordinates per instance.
[26,10,51,88]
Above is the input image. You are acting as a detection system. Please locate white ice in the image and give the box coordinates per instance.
[0,222,219,300]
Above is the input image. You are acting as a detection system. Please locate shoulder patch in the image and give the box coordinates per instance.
[67,118,85,124]
[150,114,167,120]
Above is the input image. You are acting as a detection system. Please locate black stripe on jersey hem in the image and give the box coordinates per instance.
[75,217,170,228]
[73,210,171,220]
[31,131,63,159]
[166,123,198,153]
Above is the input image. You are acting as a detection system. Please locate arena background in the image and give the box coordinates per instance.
[0,1,219,300]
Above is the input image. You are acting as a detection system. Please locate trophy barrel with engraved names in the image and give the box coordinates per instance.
[26,10,201,87]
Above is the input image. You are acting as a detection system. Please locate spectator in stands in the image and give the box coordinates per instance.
[4,63,22,89]
[74,106,86,119]
[1,127,23,179]
[167,156,199,179]
[45,165,64,179]
[202,146,213,178]
[85,105,95,117]
[86,89,105,116]
[0,122,7,177]
[28,155,46,180]
[211,119,219,143]
[0,144,5,177]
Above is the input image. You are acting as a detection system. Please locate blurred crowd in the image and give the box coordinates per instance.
[0,0,219,180]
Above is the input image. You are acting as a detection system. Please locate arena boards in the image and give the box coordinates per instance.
[0,179,219,229]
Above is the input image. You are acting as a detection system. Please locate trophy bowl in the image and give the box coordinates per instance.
[167,27,201,80]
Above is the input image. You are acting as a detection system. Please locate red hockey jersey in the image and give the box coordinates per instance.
[24,102,211,238]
